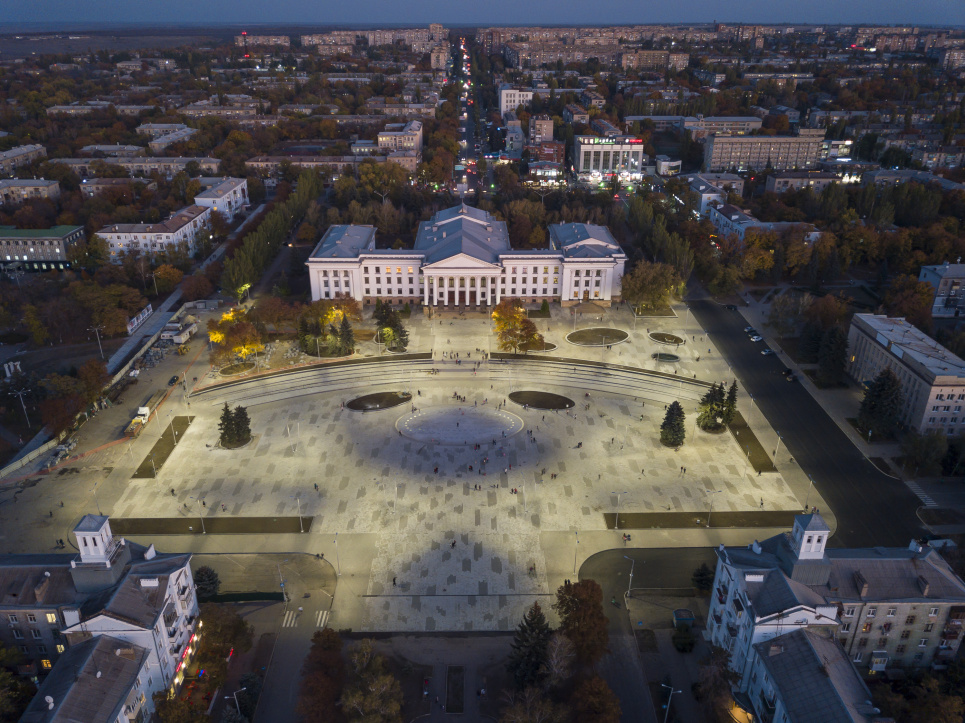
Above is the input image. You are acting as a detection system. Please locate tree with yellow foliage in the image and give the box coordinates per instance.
[492,298,543,354]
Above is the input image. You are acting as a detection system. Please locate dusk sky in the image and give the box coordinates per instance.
[0,0,961,28]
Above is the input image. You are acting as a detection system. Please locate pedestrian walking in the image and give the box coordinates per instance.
[393,577,397,587]
[760,498,764,509]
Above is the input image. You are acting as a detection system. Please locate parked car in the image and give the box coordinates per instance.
[168,375,180,386]
[743,326,755,333]
[761,348,775,355]
[749,335,763,342]
[786,373,797,382]
[724,304,737,310]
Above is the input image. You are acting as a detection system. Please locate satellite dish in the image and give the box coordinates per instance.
[45,696,54,710]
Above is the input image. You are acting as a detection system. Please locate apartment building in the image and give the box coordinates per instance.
[192,177,249,219]
[136,123,190,139]
[708,514,965,700]
[98,205,212,260]
[20,635,157,723]
[80,145,144,156]
[683,115,762,140]
[47,104,156,116]
[920,263,965,318]
[430,45,449,70]
[0,145,46,175]
[234,34,290,47]
[704,130,824,172]
[0,225,83,271]
[0,179,60,206]
[377,120,423,154]
[179,104,258,119]
[686,174,743,215]
[80,178,158,198]
[528,115,554,145]
[846,313,965,435]
[56,157,220,178]
[590,119,622,138]
[742,629,884,723]
[499,85,534,116]
[708,203,819,243]
[764,171,842,194]
[0,514,198,698]
[862,169,965,193]
[563,104,590,125]
[307,203,626,308]
[580,89,605,109]
[246,155,387,176]
[148,127,198,153]
[619,50,689,71]
[573,135,646,182]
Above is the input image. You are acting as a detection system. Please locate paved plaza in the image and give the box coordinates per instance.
[0,302,827,632]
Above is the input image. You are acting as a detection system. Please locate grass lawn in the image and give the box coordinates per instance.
[132,416,195,478]
[605,510,796,529]
[527,308,551,318]
[649,332,685,345]
[110,516,312,535]
[518,340,557,352]
[728,411,777,474]
[846,417,894,444]
[566,328,629,346]
[355,329,376,341]
[446,665,465,714]
[220,361,255,376]
[633,305,676,317]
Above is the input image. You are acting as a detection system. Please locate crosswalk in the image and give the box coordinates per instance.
[281,608,330,629]
[906,481,937,507]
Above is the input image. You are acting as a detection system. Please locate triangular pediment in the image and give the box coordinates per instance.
[421,252,500,270]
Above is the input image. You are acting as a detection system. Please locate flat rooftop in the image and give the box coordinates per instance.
[854,314,965,380]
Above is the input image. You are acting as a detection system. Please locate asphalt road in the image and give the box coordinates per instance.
[689,299,925,548]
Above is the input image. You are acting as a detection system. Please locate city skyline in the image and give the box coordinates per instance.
[0,0,961,29]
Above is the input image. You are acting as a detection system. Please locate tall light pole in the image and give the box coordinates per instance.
[573,530,579,574]
[9,388,31,427]
[661,683,683,723]
[88,326,105,360]
[91,483,102,515]
[611,490,628,531]
[168,410,178,445]
[334,533,341,576]
[225,687,247,714]
[706,489,721,528]
[774,431,783,458]
[291,495,303,533]
[191,495,206,534]
[623,555,635,598]
[805,476,814,512]
[277,560,289,602]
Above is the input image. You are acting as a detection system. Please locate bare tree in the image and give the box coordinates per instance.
[541,632,574,690]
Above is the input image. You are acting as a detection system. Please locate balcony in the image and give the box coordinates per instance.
[727,624,739,638]
[757,692,776,723]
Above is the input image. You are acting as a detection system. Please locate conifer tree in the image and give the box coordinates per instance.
[218,402,237,447]
[723,380,739,424]
[233,405,251,445]
[858,367,904,439]
[506,601,552,690]
[338,315,354,356]
[660,401,686,448]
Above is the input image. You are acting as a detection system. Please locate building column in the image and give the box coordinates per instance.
[424,275,430,306]
[464,277,470,307]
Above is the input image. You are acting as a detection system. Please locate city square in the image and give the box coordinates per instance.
[0,304,817,634]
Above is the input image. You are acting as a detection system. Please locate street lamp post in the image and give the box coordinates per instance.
[168,411,178,445]
[661,684,683,723]
[276,561,289,602]
[573,530,579,574]
[623,555,635,599]
[88,326,105,360]
[191,496,206,534]
[334,533,341,576]
[805,476,814,511]
[291,495,303,532]
[225,687,247,714]
[706,490,722,528]
[611,490,628,530]
[774,431,783,458]
[10,388,31,427]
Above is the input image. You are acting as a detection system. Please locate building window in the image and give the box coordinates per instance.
[853,652,863,663]
[896,645,906,654]
[867,608,877,618]
[26,614,36,623]
[906,615,916,625]
[844,607,855,617]
[919,638,928,647]
[858,638,868,648]
[900,630,911,639]
[12,630,22,640]
[31,630,42,640]
[924,623,934,632]
[56,644,64,653]
[41,660,51,670]
[840,622,852,633]
[7,615,16,624]
[862,622,872,633]
[887,608,896,617]
[929,608,939,617]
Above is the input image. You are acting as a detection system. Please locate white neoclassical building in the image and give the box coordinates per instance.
[307,203,626,308]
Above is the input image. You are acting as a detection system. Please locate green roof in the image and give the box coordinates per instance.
[0,225,83,238]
